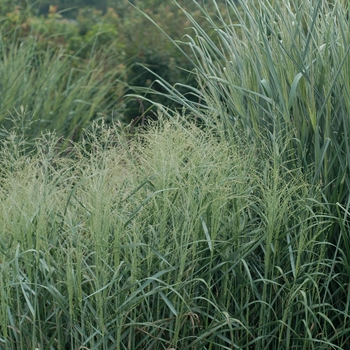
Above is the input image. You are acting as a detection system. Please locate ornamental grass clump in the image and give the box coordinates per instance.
[1,0,350,348]
[135,0,350,207]
[0,114,343,349]
[0,10,125,145]
[127,0,350,347]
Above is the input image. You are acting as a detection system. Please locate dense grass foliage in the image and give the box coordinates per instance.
[141,0,350,206]
[0,5,126,144]
[1,0,350,349]
[0,1,231,125]
[135,0,350,235]
[0,40,124,143]
[0,117,345,349]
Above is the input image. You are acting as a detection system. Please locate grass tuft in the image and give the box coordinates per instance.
[0,115,342,348]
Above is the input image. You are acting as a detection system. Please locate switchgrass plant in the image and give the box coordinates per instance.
[0,20,125,145]
[124,0,350,347]
[134,0,350,205]
[0,115,346,349]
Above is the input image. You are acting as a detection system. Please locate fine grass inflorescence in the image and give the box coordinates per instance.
[0,114,343,349]
[1,0,350,349]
